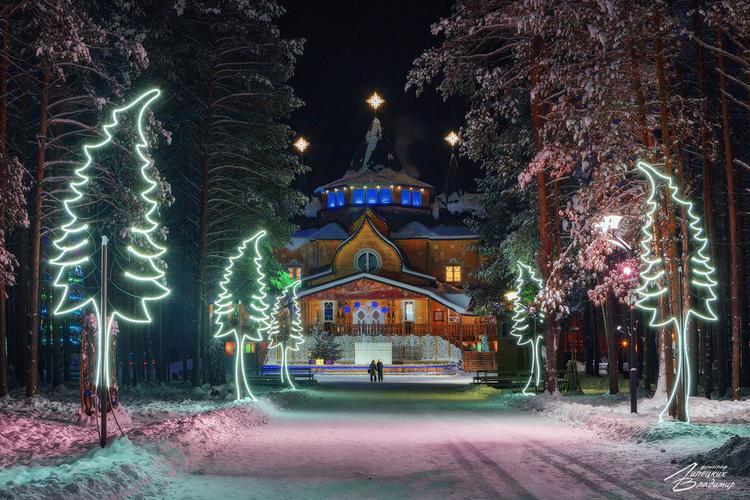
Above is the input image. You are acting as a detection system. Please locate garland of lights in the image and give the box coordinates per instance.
[267,280,304,389]
[509,262,544,396]
[634,161,718,423]
[50,89,169,393]
[214,230,269,401]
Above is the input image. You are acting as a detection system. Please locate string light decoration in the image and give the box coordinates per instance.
[50,89,169,393]
[509,262,544,395]
[267,280,303,389]
[214,230,270,401]
[634,160,718,423]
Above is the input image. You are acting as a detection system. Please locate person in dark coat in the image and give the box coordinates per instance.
[369,360,377,382]
[376,359,384,382]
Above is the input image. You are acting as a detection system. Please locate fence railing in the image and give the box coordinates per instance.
[303,323,496,342]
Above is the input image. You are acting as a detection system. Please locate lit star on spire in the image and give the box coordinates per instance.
[293,136,309,154]
[444,131,459,148]
[366,92,385,111]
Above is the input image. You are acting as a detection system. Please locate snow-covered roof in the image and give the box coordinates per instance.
[391,221,477,240]
[297,272,475,315]
[285,223,348,250]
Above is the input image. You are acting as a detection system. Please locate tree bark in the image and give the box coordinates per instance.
[195,74,215,387]
[716,33,742,401]
[653,5,684,419]
[0,0,10,397]
[530,41,557,394]
[692,0,717,398]
[26,68,49,397]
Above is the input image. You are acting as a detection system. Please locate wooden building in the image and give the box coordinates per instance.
[275,117,496,367]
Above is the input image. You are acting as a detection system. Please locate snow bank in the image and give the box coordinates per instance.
[505,392,750,443]
[684,436,750,476]
[0,438,167,499]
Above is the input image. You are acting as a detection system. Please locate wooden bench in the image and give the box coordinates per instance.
[255,367,317,385]
[473,370,534,390]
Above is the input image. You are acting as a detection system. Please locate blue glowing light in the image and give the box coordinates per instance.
[354,301,360,308]
[371,301,378,308]
[366,188,378,204]
[401,189,411,205]
[336,191,345,206]
[381,306,388,313]
[412,190,422,206]
[353,189,365,205]
[380,188,391,204]
[344,305,351,313]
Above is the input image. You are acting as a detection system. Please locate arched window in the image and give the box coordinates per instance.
[355,249,381,273]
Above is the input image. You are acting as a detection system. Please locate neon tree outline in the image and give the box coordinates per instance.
[50,89,169,392]
[267,280,303,389]
[509,261,544,396]
[213,230,269,400]
[634,160,718,423]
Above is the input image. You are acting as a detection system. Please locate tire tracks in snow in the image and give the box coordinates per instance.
[415,403,537,499]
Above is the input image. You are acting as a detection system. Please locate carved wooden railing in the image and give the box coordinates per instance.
[303,323,497,343]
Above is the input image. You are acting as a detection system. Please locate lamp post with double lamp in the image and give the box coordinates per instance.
[596,215,638,413]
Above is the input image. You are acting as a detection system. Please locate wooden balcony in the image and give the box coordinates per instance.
[304,322,497,345]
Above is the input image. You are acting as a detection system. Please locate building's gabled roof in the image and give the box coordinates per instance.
[391,221,478,240]
[297,272,475,315]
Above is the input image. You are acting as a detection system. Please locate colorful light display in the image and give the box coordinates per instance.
[268,280,303,389]
[634,161,718,423]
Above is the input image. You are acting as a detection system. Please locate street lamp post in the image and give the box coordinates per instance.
[597,215,638,413]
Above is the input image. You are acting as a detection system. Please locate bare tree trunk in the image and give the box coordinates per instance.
[692,0,717,398]
[602,297,619,394]
[0,0,10,397]
[530,42,557,394]
[26,68,49,398]
[653,5,684,419]
[195,75,215,388]
[716,33,742,401]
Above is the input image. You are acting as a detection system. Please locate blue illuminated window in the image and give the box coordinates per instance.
[327,193,336,208]
[353,188,365,205]
[401,189,411,205]
[337,191,345,206]
[366,188,378,204]
[379,188,391,204]
[412,190,422,207]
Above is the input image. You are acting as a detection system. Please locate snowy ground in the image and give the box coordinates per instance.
[0,377,747,499]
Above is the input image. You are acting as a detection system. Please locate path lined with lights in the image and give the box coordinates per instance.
[161,380,678,499]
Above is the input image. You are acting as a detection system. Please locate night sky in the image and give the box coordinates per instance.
[279,0,481,194]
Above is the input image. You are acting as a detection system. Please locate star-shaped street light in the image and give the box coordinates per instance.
[444,131,460,149]
[366,92,385,111]
[293,136,309,154]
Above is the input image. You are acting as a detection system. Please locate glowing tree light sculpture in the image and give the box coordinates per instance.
[49,90,169,436]
[214,230,270,400]
[267,280,303,389]
[634,161,718,423]
[509,262,544,395]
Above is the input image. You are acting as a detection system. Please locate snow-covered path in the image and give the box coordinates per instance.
[161,380,681,499]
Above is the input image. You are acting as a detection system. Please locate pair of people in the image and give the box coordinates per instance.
[368,359,384,382]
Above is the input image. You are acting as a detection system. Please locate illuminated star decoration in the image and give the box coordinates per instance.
[267,280,304,389]
[634,160,718,423]
[214,230,270,401]
[50,89,169,392]
[366,92,385,111]
[444,131,459,148]
[509,262,544,396]
[293,136,309,154]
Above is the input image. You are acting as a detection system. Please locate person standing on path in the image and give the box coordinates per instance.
[376,359,384,382]
[369,360,377,382]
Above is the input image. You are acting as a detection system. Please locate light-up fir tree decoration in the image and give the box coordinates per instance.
[49,89,169,405]
[214,230,270,400]
[267,280,303,389]
[508,262,544,396]
[634,161,718,423]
